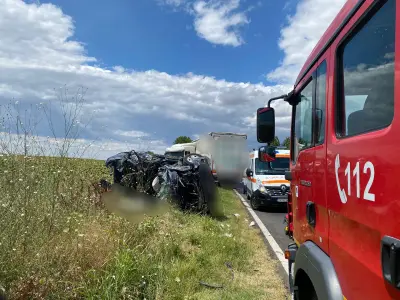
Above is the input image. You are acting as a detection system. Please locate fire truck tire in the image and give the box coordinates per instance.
[311,292,318,300]
[294,241,342,300]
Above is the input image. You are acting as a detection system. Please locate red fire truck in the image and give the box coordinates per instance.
[256,0,399,299]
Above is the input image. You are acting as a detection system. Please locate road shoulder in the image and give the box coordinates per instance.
[233,189,290,291]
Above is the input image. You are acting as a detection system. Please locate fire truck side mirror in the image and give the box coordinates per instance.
[257,107,275,143]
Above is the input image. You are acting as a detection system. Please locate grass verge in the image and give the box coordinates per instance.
[0,155,287,299]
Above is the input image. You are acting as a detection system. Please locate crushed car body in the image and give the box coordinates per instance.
[104,150,217,215]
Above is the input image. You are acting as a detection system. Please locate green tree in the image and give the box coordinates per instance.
[270,136,280,147]
[173,136,192,144]
[282,137,290,149]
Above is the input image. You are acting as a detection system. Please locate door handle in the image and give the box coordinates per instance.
[381,236,400,289]
[306,201,316,228]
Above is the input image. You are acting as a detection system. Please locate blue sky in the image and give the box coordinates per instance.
[42,0,295,84]
[0,0,346,158]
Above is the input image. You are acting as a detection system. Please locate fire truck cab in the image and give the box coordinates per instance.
[256,0,399,299]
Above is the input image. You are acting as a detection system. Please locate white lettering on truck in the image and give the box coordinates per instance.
[335,154,375,204]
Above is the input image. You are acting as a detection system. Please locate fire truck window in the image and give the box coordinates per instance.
[293,79,313,162]
[316,61,327,144]
[338,0,395,137]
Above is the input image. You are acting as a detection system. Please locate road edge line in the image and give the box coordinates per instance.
[233,189,288,275]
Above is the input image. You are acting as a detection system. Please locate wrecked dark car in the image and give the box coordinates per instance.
[105,150,216,214]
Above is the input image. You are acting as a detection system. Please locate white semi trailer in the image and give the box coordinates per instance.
[164,132,248,186]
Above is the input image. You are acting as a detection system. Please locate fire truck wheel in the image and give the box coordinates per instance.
[311,292,318,300]
[306,290,318,300]
[295,272,318,300]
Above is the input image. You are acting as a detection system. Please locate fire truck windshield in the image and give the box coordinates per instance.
[255,157,289,175]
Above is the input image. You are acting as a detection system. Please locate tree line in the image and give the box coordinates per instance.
[270,136,290,149]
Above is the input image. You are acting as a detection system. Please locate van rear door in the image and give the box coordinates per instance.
[326,1,398,299]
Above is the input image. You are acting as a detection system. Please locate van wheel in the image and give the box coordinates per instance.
[250,195,260,211]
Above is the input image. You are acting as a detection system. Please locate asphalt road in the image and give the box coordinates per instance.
[236,188,292,251]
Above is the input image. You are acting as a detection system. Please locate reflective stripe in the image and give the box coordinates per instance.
[247,177,256,183]
[262,179,289,184]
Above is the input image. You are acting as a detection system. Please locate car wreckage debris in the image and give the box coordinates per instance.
[105,150,217,215]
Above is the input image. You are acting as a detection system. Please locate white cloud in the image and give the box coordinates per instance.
[115,130,149,138]
[158,0,250,47]
[243,101,292,131]
[0,0,95,67]
[0,132,167,160]
[0,0,291,158]
[161,0,187,6]
[267,0,347,84]
[113,66,125,73]
[192,0,249,47]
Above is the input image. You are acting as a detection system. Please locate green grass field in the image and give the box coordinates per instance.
[0,155,287,299]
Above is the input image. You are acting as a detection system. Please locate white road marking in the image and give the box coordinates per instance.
[233,189,288,275]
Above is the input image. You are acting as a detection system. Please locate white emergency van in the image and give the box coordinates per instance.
[243,148,290,210]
